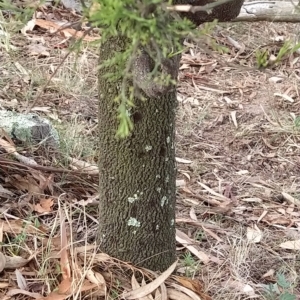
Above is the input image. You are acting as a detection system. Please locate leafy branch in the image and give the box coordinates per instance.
[88,0,193,137]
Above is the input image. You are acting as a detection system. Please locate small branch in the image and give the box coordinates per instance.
[167,0,233,13]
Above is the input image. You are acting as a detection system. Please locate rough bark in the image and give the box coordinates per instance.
[97,37,178,271]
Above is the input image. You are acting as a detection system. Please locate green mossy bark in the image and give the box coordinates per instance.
[97,37,177,271]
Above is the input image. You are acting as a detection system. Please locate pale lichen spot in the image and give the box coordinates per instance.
[156,224,159,230]
[126,109,131,117]
[165,157,169,162]
[156,187,161,193]
[145,145,152,152]
[161,196,167,207]
[166,136,170,144]
[170,219,174,226]
[128,193,139,203]
[128,217,141,227]
[165,175,169,183]
[156,174,161,179]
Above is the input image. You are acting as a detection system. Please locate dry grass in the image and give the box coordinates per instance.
[176,20,300,299]
[0,4,300,300]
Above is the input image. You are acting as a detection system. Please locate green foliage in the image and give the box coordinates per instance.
[109,280,121,299]
[255,40,300,68]
[0,0,36,23]
[200,20,229,53]
[182,252,198,277]
[294,116,300,129]
[10,232,27,255]
[263,273,296,300]
[183,252,196,267]
[89,0,194,137]
[5,217,39,255]
[255,49,269,68]
[276,41,300,63]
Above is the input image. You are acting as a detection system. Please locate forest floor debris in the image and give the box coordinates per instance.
[0,4,300,299]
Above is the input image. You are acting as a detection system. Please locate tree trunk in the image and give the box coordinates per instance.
[97,36,177,271]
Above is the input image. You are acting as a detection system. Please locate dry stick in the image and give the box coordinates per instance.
[25,50,72,114]
[0,157,97,175]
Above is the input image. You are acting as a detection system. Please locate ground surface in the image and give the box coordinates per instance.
[0,3,300,300]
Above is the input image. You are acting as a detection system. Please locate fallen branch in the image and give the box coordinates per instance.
[235,1,300,22]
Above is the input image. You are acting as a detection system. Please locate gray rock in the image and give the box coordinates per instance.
[0,110,59,148]
[60,0,83,12]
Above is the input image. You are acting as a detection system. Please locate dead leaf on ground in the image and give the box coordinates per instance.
[34,198,54,213]
[86,269,106,295]
[197,181,229,201]
[189,207,197,221]
[0,252,6,272]
[5,255,32,269]
[225,279,256,297]
[30,170,54,194]
[69,157,99,174]
[0,184,14,198]
[0,138,37,166]
[201,225,223,242]
[172,276,212,300]
[247,225,263,243]
[60,218,71,279]
[0,282,9,288]
[40,290,71,300]
[123,260,177,299]
[27,43,50,57]
[169,282,203,300]
[263,214,296,226]
[261,269,275,279]
[279,240,300,250]
[176,157,192,164]
[22,18,100,42]
[0,219,47,235]
[58,278,72,295]
[167,289,197,300]
[15,269,27,290]
[6,289,42,299]
[131,274,153,300]
[282,192,300,207]
[6,174,42,194]
[176,229,210,264]
[176,179,186,187]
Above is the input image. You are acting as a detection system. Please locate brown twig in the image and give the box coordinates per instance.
[0,157,98,176]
